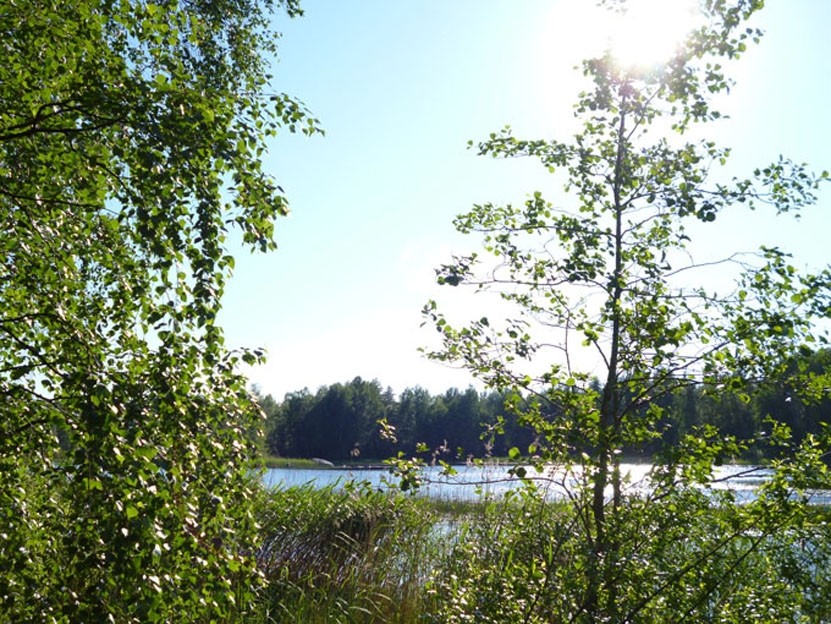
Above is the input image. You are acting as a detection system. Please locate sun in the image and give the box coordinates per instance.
[605,0,702,70]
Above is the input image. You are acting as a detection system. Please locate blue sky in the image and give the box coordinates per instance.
[220,1,831,399]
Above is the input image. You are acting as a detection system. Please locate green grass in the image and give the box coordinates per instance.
[246,481,831,623]
[259,455,322,469]
[251,482,444,623]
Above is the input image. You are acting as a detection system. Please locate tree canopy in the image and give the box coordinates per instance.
[422,0,831,619]
[261,350,831,464]
[0,1,318,620]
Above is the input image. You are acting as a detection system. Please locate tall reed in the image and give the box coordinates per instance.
[252,481,442,623]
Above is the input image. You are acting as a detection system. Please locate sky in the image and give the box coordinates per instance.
[219,1,831,400]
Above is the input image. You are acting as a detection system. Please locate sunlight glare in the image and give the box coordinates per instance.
[606,0,702,70]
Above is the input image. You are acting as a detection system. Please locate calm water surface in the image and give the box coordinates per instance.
[262,463,831,504]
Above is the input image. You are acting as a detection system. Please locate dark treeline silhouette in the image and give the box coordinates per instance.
[258,350,831,463]
[258,378,533,463]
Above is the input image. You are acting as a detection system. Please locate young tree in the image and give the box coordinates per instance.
[0,1,318,620]
[424,0,831,619]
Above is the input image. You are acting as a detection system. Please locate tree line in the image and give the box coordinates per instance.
[258,348,831,463]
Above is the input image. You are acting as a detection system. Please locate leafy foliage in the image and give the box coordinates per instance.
[0,1,319,621]
[422,0,831,619]
[426,487,831,623]
[244,482,831,623]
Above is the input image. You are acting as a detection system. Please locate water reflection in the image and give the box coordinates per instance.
[263,463,831,505]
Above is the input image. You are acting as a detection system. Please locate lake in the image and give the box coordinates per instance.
[262,463,831,504]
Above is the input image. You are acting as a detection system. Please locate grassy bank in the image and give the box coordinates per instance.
[260,455,394,469]
[248,481,831,623]
[260,455,322,469]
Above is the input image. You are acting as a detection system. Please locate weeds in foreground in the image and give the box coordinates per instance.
[252,482,441,623]
[251,482,831,623]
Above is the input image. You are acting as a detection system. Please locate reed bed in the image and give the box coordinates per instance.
[249,481,831,623]
[252,481,444,623]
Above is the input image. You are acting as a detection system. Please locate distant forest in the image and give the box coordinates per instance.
[257,349,831,463]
